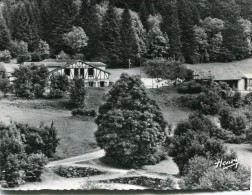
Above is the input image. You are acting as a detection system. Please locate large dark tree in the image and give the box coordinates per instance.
[95,73,167,168]
[178,0,199,63]
[0,14,11,51]
[158,0,183,60]
[120,6,140,66]
[12,3,32,46]
[48,0,77,53]
[100,4,122,67]
[75,0,103,60]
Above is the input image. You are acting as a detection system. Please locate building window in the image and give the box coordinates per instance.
[100,81,105,87]
[74,69,78,77]
[64,69,70,76]
[249,79,252,86]
[88,68,94,76]
[89,82,93,87]
[80,68,84,78]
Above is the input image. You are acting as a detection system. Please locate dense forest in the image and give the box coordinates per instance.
[0,0,252,67]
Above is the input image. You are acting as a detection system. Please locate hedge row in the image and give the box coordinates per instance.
[53,166,105,178]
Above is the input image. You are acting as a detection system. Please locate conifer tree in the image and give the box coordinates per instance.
[0,14,11,51]
[24,0,40,51]
[76,0,103,60]
[2,0,13,35]
[12,3,32,46]
[139,0,148,30]
[120,6,140,66]
[178,0,199,63]
[158,0,182,60]
[100,4,122,67]
[49,0,77,53]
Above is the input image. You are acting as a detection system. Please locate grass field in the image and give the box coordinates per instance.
[146,87,192,129]
[0,88,109,159]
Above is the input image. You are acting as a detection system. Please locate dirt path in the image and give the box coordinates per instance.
[46,150,106,167]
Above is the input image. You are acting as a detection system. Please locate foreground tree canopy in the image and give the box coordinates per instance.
[95,73,167,168]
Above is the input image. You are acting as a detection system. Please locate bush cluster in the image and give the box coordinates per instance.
[70,78,87,108]
[31,52,49,62]
[53,166,104,178]
[180,156,250,190]
[177,80,202,94]
[169,113,230,174]
[0,122,58,187]
[219,108,247,136]
[72,108,97,117]
[244,92,252,105]
[49,74,69,98]
[13,65,49,99]
[0,50,12,63]
[102,176,175,190]
[143,59,193,81]
[17,54,31,64]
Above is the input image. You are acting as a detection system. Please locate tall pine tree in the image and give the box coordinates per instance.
[24,0,40,51]
[0,14,11,51]
[158,0,182,60]
[49,0,77,54]
[12,3,32,46]
[120,6,140,66]
[139,0,148,30]
[100,4,122,67]
[75,0,103,60]
[178,0,199,63]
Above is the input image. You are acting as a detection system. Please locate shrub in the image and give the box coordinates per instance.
[36,40,50,56]
[180,156,250,190]
[102,176,176,190]
[197,90,225,115]
[246,126,252,145]
[198,166,250,190]
[4,154,26,188]
[0,50,12,63]
[70,78,87,108]
[10,40,28,57]
[31,52,42,62]
[170,113,227,174]
[0,77,10,96]
[143,59,193,81]
[244,92,252,105]
[95,73,167,168]
[16,122,60,158]
[53,166,104,178]
[13,65,49,98]
[17,53,31,64]
[49,74,69,98]
[72,109,97,117]
[219,108,247,136]
[23,153,47,182]
[177,80,202,94]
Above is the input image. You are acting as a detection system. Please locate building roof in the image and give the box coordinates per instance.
[184,63,246,81]
[244,74,252,78]
[85,62,107,67]
[50,60,111,75]
[23,60,108,68]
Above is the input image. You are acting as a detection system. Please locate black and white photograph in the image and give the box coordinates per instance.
[0,0,251,193]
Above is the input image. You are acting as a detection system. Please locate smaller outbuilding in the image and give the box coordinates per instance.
[185,63,252,91]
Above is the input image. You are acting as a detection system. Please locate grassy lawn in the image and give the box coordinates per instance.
[0,88,109,159]
[146,87,192,130]
[225,144,252,169]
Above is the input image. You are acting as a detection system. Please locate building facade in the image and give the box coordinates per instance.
[50,60,110,87]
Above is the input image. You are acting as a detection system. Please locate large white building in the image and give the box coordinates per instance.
[49,60,111,87]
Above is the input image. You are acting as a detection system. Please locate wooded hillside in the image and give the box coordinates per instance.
[0,0,252,67]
